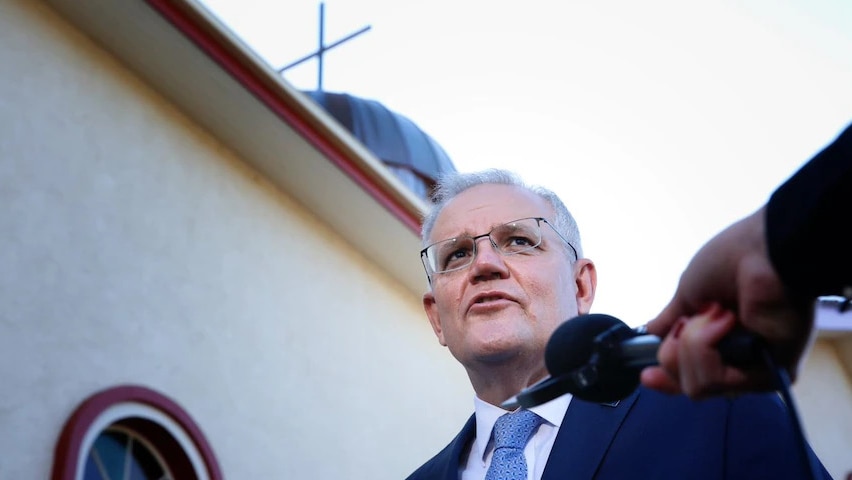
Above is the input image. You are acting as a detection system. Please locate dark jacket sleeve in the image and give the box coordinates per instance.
[767,122,852,301]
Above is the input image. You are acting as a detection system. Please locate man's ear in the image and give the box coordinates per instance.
[423,291,447,346]
[574,259,597,315]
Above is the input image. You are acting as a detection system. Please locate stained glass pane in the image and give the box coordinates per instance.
[84,428,169,480]
[83,455,106,480]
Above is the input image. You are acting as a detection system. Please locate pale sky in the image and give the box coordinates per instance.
[199,0,852,326]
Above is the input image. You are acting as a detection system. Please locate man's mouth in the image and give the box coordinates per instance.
[475,296,504,304]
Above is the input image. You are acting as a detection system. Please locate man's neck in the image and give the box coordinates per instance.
[467,363,548,407]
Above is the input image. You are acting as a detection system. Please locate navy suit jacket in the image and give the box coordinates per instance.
[767,121,852,301]
[406,387,831,480]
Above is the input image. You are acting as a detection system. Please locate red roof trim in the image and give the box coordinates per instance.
[144,0,422,234]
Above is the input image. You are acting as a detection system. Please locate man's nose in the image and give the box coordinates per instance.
[469,236,509,280]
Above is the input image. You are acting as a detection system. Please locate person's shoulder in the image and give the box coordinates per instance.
[631,386,794,431]
[721,392,831,477]
[629,385,788,420]
[626,388,830,478]
[633,385,782,406]
[726,390,796,426]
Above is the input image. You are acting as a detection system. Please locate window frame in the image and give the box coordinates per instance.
[52,385,223,480]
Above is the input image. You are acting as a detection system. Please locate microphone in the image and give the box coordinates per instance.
[502,313,765,408]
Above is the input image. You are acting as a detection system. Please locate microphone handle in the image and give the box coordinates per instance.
[619,329,765,369]
[717,329,765,367]
[619,335,661,368]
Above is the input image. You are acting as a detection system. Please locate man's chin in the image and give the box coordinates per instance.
[470,339,529,365]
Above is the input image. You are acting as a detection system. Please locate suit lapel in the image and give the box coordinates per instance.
[541,389,640,480]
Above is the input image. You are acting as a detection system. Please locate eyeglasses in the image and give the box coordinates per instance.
[420,217,578,276]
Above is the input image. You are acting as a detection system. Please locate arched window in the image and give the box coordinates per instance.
[52,385,223,480]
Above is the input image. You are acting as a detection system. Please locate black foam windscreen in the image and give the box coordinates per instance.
[544,313,643,403]
[544,313,622,375]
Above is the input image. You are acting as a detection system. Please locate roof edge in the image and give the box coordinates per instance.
[145,0,428,234]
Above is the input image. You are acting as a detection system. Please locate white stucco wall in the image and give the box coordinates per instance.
[794,340,852,480]
[0,2,471,479]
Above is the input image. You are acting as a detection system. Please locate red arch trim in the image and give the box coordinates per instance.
[51,384,223,480]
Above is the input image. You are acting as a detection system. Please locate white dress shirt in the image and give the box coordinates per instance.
[460,393,572,480]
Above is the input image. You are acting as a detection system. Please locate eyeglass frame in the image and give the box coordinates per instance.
[420,216,579,279]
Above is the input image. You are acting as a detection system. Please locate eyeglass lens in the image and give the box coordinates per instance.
[429,218,542,273]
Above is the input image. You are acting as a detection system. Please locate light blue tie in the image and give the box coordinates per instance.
[485,410,543,480]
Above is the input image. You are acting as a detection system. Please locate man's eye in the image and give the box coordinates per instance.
[443,248,472,268]
[498,235,537,253]
[508,236,535,247]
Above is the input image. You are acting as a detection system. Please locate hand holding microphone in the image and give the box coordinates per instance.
[642,304,777,398]
[503,306,765,408]
[640,207,816,399]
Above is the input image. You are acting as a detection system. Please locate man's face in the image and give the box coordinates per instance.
[422,184,596,371]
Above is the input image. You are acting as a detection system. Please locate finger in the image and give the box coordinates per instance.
[645,296,688,337]
[677,309,759,398]
[647,315,690,395]
[640,366,683,395]
[677,307,731,396]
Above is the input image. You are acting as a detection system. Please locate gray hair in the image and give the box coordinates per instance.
[421,169,584,260]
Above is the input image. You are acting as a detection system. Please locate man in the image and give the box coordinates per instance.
[642,121,852,398]
[406,169,830,480]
